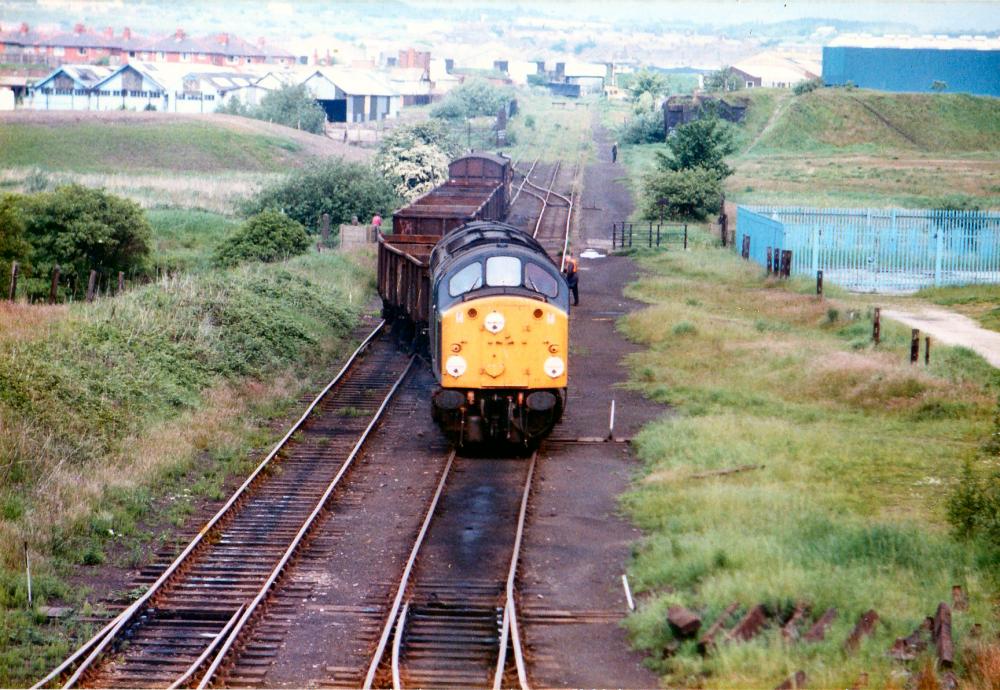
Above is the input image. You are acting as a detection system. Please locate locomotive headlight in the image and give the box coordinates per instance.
[445,355,467,378]
[484,311,505,334]
[544,356,565,378]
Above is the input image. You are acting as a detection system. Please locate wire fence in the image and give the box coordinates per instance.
[736,205,1000,293]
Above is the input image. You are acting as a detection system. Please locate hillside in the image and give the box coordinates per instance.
[0,111,369,173]
[745,89,1000,155]
[727,89,1000,208]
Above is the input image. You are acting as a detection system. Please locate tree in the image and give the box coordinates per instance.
[243,158,400,231]
[642,166,723,221]
[17,185,151,292]
[0,194,31,291]
[628,69,668,102]
[431,78,513,120]
[254,84,327,134]
[218,85,326,134]
[705,67,742,92]
[618,109,664,145]
[214,209,310,267]
[656,116,737,179]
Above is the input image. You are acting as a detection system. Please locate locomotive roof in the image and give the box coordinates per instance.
[429,221,547,273]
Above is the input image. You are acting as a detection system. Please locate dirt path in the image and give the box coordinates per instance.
[883,306,1000,367]
[744,91,791,154]
[517,109,661,689]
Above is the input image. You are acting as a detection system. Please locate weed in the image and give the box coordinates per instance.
[671,321,697,336]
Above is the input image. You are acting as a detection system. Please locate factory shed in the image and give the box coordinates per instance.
[30,64,112,110]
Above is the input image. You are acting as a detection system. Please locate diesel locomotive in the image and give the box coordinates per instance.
[376,153,569,447]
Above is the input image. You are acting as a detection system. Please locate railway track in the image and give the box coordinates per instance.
[512,161,575,270]
[36,323,414,690]
[363,452,536,689]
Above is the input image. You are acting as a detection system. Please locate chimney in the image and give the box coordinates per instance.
[122,27,132,41]
[257,36,266,48]
[175,28,186,41]
[20,22,29,35]
[74,23,85,35]
[103,26,113,39]
[217,32,229,46]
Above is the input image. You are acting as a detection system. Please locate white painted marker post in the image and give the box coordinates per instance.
[607,399,616,441]
[622,574,635,611]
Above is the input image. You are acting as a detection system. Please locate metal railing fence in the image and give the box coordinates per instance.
[736,205,1000,292]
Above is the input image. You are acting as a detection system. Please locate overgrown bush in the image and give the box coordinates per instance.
[947,400,1000,550]
[218,84,327,134]
[214,210,310,267]
[431,78,513,120]
[619,109,664,145]
[793,78,823,96]
[0,195,30,291]
[243,158,399,231]
[373,122,458,202]
[13,185,151,296]
[642,166,723,220]
[657,116,737,178]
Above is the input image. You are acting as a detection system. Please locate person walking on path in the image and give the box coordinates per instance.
[611,141,618,163]
[563,252,579,306]
[371,213,382,231]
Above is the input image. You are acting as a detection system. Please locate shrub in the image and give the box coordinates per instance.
[15,185,151,295]
[793,78,823,95]
[524,115,535,129]
[374,121,460,201]
[642,166,723,221]
[243,158,399,231]
[0,194,31,290]
[214,210,310,267]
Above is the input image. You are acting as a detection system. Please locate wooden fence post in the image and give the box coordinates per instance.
[86,270,97,303]
[741,235,750,260]
[8,261,18,302]
[781,250,793,278]
[873,307,880,344]
[816,270,823,296]
[118,271,124,294]
[49,265,60,304]
[925,336,931,365]
[766,248,773,273]
[320,212,331,245]
[683,224,688,250]
[910,329,920,364]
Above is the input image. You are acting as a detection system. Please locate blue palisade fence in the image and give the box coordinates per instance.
[736,206,1000,292]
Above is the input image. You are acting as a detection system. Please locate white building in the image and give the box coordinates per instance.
[30,64,113,110]
[300,68,400,122]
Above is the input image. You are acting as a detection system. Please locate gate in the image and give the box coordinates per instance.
[611,222,688,249]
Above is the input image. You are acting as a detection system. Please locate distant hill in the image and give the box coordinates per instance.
[0,111,370,173]
[744,89,1000,155]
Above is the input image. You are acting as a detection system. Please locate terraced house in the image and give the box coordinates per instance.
[0,22,295,67]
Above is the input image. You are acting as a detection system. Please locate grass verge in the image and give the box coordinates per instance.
[147,208,240,274]
[914,284,1000,333]
[0,250,375,686]
[618,246,999,688]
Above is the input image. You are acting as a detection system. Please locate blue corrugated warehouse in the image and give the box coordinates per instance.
[823,47,1000,97]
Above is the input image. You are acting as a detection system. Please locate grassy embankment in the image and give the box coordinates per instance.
[604,89,1000,210]
[609,89,1000,686]
[0,252,374,685]
[619,247,1000,688]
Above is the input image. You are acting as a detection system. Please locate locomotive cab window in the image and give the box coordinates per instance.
[448,262,482,297]
[524,262,559,298]
[485,256,521,287]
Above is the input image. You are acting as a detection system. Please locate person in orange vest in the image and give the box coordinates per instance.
[563,252,579,306]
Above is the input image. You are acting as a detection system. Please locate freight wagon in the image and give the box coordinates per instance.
[378,152,513,328]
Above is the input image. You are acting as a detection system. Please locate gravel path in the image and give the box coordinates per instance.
[883,306,1000,368]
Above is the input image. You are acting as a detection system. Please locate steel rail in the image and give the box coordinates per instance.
[492,452,536,690]
[166,605,244,690]
[531,162,562,239]
[362,450,457,690]
[196,355,417,689]
[510,158,539,206]
[390,601,409,690]
[35,321,387,690]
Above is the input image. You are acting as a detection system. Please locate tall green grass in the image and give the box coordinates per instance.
[619,248,999,688]
[147,208,240,273]
[0,251,373,685]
